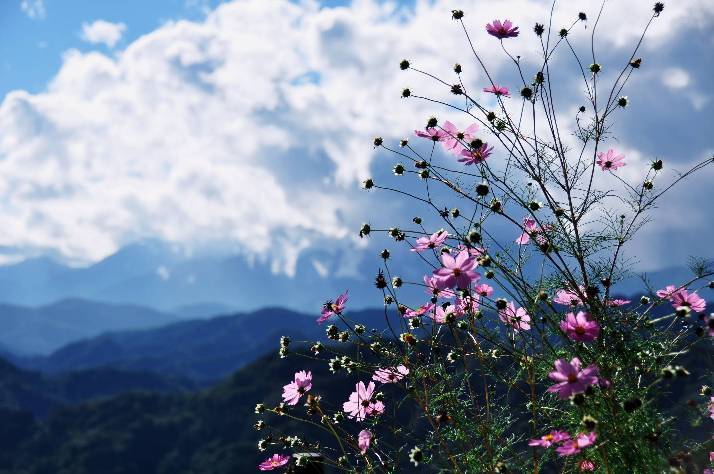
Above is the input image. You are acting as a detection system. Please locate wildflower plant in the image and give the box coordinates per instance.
[256,3,714,472]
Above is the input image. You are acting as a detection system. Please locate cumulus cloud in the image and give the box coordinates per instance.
[81,20,127,48]
[20,0,45,19]
[0,0,711,274]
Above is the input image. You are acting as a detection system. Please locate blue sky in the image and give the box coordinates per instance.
[0,0,711,279]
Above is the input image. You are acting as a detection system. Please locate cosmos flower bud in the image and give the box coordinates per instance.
[578,12,587,21]
[354,324,365,335]
[496,298,508,310]
[651,159,663,170]
[537,290,549,301]
[413,216,422,224]
[409,447,423,466]
[363,178,374,189]
[643,181,653,190]
[485,271,494,279]
[257,438,269,451]
[490,199,502,212]
[399,59,410,70]
[326,324,339,337]
[451,84,463,95]
[617,96,628,107]
[255,403,266,414]
[373,137,383,147]
[653,2,664,15]
[640,296,650,305]
[280,336,290,348]
[384,295,393,304]
[589,63,601,73]
[254,420,265,431]
[709,281,714,289]
[375,270,387,288]
[582,415,597,429]
[410,317,421,329]
[338,331,350,342]
[486,111,497,122]
[534,23,545,36]
[380,248,391,260]
[554,208,566,217]
[311,342,324,354]
[559,28,568,37]
[701,385,712,396]
[388,228,400,238]
[451,9,464,20]
[578,105,586,113]
[447,350,460,362]
[415,160,428,169]
[392,276,403,288]
[451,208,460,218]
[468,230,482,243]
[470,138,484,149]
[457,320,469,330]
[401,88,411,98]
[400,139,408,147]
[479,255,492,266]
[419,169,430,179]
[328,357,342,372]
[528,200,542,211]
[675,306,690,317]
[400,332,417,345]
[476,183,489,196]
[521,87,533,99]
[393,163,405,175]
[534,71,545,84]
[572,393,586,406]
[454,63,462,74]
[279,347,288,358]
[427,117,438,128]
[359,223,371,237]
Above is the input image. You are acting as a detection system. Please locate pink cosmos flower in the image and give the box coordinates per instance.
[528,430,570,448]
[596,149,626,171]
[455,294,480,315]
[578,460,596,472]
[515,217,549,245]
[710,451,714,462]
[433,249,480,289]
[474,283,494,297]
[430,304,460,323]
[458,143,493,165]
[671,289,706,313]
[560,311,599,342]
[373,365,409,384]
[547,358,599,399]
[343,381,385,421]
[358,429,372,454]
[499,301,531,331]
[424,275,455,299]
[483,85,510,97]
[607,298,631,307]
[412,230,449,252]
[704,469,713,474]
[486,19,520,39]
[317,291,348,324]
[553,287,586,306]
[282,370,312,406]
[556,432,597,456]
[404,303,435,318]
[656,285,682,299]
[441,121,479,151]
[415,127,447,142]
[708,396,714,420]
[259,454,290,471]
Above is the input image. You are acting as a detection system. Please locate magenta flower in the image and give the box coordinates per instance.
[553,287,586,306]
[671,289,706,313]
[578,460,596,472]
[596,149,626,171]
[486,19,520,39]
[474,283,494,297]
[358,429,373,454]
[454,294,480,316]
[656,285,682,299]
[404,302,434,318]
[483,85,510,97]
[560,311,599,342]
[547,358,599,399]
[515,217,549,245]
[282,370,312,406]
[373,365,409,384]
[708,396,714,420]
[415,127,446,142]
[458,143,493,165]
[412,230,449,252]
[317,291,348,324]
[528,430,570,448]
[556,432,597,456]
[607,298,631,307]
[433,249,480,289]
[343,381,385,421]
[423,275,455,299]
[441,121,479,152]
[259,454,290,471]
[499,301,531,331]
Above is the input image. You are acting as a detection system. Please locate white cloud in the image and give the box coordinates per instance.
[0,0,712,274]
[20,0,45,19]
[81,20,127,48]
[662,67,690,89]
